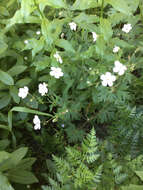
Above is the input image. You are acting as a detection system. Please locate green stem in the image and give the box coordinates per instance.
[100,0,104,18]
[33,0,44,19]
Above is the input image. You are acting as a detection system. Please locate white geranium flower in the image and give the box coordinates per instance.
[92,32,98,42]
[33,115,41,130]
[24,40,28,44]
[36,31,41,35]
[50,67,64,79]
[113,60,127,75]
[113,46,120,53]
[69,22,77,31]
[38,82,48,96]
[100,72,116,87]
[18,86,29,99]
[122,24,132,33]
[53,52,63,64]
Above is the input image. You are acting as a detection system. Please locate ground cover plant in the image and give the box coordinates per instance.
[0,0,143,189]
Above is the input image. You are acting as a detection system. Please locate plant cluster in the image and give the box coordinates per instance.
[0,0,143,189]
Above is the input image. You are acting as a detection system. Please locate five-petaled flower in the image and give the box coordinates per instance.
[113,61,127,76]
[18,86,29,99]
[113,46,120,53]
[69,22,77,31]
[100,72,116,87]
[33,115,41,130]
[50,67,64,79]
[38,82,48,96]
[122,24,132,33]
[53,52,63,64]
[92,32,98,42]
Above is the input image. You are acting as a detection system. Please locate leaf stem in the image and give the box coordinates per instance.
[100,0,104,18]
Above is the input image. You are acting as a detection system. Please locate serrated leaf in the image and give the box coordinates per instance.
[71,0,98,10]
[0,70,14,85]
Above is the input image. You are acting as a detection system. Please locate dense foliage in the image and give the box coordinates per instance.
[0,0,143,189]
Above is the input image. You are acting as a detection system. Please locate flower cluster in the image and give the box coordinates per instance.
[53,52,63,64]
[92,32,98,42]
[33,115,41,130]
[113,46,120,53]
[122,24,132,33]
[69,22,77,31]
[18,86,29,99]
[100,72,116,87]
[38,82,48,96]
[113,61,127,75]
[50,67,64,79]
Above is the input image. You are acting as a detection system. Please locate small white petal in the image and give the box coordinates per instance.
[102,80,108,86]
[36,31,41,35]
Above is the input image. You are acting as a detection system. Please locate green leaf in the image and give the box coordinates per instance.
[106,0,131,15]
[71,0,98,10]
[21,0,35,17]
[0,151,10,163]
[0,41,8,55]
[8,65,27,77]
[10,147,28,166]
[15,158,36,170]
[7,170,38,184]
[16,78,32,87]
[0,95,11,110]
[55,39,75,53]
[135,171,143,182]
[74,12,99,24]
[122,184,143,190]
[0,140,10,151]
[0,173,14,190]
[10,86,20,104]
[0,124,10,131]
[100,18,113,41]
[0,70,14,85]
[38,0,66,11]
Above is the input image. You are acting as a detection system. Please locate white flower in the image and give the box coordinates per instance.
[33,115,41,130]
[24,40,28,44]
[50,67,64,79]
[38,82,48,96]
[53,52,63,64]
[113,46,120,53]
[61,33,65,38]
[100,72,116,87]
[113,60,127,75]
[36,31,41,35]
[122,24,132,33]
[18,86,29,99]
[61,124,65,128]
[24,56,28,60]
[92,32,98,42]
[69,22,77,31]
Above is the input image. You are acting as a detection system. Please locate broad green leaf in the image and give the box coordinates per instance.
[74,12,99,24]
[96,36,106,57]
[135,171,143,181]
[0,41,8,55]
[14,158,36,170]
[71,0,98,10]
[33,56,50,71]
[0,124,10,131]
[10,147,28,165]
[0,140,10,151]
[100,19,113,41]
[16,78,32,87]
[21,0,35,17]
[0,173,14,190]
[8,65,27,76]
[0,95,11,109]
[55,39,75,53]
[122,184,143,190]
[0,70,14,85]
[0,151,10,163]
[7,170,38,184]
[38,0,66,11]
[10,86,20,104]
[106,0,131,15]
